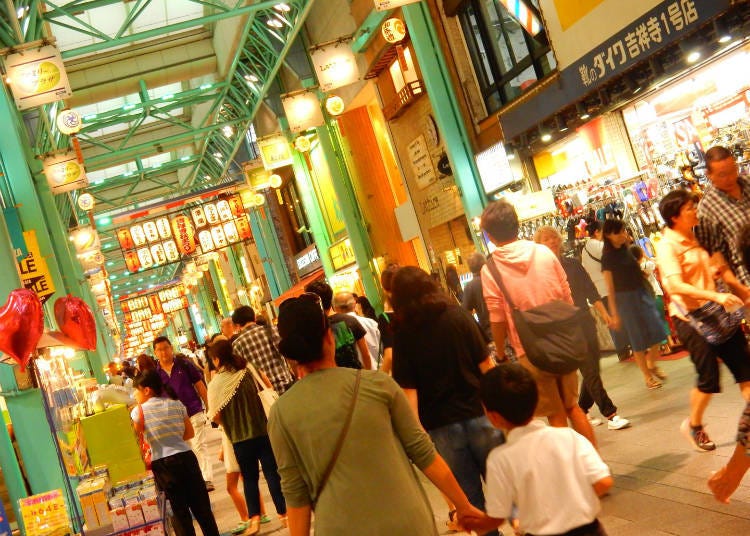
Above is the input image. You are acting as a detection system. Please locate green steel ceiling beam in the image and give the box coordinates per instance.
[351,7,393,53]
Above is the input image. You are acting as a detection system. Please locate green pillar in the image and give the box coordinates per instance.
[316,124,382,312]
[291,150,335,277]
[0,83,73,499]
[249,205,292,298]
[0,215,31,522]
[225,246,248,305]
[198,281,220,334]
[208,260,230,316]
[403,3,486,241]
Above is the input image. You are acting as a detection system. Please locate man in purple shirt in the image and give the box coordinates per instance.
[153,336,214,491]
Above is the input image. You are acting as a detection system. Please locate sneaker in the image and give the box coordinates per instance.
[205,481,215,492]
[259,514,271,524]
[231,521,249,535]
[680,418,716,451]
[607,415,631,430]
[587,415,603,427]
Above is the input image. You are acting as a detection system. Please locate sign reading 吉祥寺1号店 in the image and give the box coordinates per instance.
[549,0,731,94]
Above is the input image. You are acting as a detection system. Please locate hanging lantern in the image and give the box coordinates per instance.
[325,95,345,116]
[294,136,311,152]
[253,193,265,206]
[269,174,282,188]
[56,108,83,135]
[77,192,95,211]
[381,18,406,44]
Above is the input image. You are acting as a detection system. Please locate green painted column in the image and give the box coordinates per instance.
[208,260,230,316]
[403,3,487,242]
[290,150,335,277]
[316,123,382,311]
[198,281,220,334]
[248,205,292,298]
[0,83,76,499]
[225,245,248,305]
[0,215,32,522]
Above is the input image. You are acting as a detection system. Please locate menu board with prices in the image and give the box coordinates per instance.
[19,489,71,536]
[116,194,251,272]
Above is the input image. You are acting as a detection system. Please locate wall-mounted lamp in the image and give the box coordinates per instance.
[538,125,551,143]
[575,102,590,121]
[325,95,345,116]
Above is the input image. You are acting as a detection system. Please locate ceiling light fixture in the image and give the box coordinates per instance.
[686,50,701,63]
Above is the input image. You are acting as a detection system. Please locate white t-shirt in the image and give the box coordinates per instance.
[485,420,610,535]
[581,238,607,298]
[348,312,381,369]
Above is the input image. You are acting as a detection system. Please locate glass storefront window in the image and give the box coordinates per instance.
[460,0,556,113]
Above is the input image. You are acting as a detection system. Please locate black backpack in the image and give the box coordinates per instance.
[486,256,586,374]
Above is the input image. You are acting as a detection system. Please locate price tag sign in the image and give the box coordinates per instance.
[19,489,71,536]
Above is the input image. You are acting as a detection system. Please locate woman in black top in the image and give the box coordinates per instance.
[602,219,668,390]
[535,227,630,430]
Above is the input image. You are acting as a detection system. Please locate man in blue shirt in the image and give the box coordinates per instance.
[153,336,214,491]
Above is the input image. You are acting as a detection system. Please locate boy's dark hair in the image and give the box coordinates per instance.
[467,252,486,274]
[658,189,699,228]
[739,224,750,270]
[586,220,601,237]
[480,364,538,425]
[305,280,333,311]
[601,219,625,251]
[152,336,171,349]
[481,200,519,243]
[133,369,178,399]
[705,145,733,172]
[231,305,255,326]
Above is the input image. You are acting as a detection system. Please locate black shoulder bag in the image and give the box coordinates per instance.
[486,257,586,374]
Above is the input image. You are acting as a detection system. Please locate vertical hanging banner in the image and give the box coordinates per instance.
[18,230,55,304]
[310,38,360,92]
[4,45,73,110]
[43,153,88,194]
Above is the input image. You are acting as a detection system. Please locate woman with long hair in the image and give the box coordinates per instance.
[267,293,484,535]
[601,219,667,389]
[207,340,286,535]
[131,370,219,536]
[390,266,504,536]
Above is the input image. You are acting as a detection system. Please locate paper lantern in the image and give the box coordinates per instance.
[325,95,345,116]
[170,215,198,255]
[269,174,282,188]
[77,193,95,211]
[382,18,406,43]
[294,136,311,152]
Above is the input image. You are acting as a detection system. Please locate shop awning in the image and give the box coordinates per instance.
[272,269,326,308]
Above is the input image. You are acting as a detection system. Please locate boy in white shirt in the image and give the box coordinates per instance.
[465,364,612,536]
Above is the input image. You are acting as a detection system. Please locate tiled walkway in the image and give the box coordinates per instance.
[202,352,750,535]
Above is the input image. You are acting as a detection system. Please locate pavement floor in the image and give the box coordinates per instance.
[200,351,750,535]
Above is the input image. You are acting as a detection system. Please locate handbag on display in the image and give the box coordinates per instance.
[675,298,744,345]
[136,405,152,470]
[486,257,587,374]
[247,363,279,417]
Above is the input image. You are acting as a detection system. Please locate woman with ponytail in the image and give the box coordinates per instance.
[131,370,219,536]
[207,339,286,535]
[267,293,484,535]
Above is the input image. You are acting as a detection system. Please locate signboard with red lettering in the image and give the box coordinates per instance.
[18,489,71,536]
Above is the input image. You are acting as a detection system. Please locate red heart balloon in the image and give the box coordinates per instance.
[0,289,44,371]
[55,295,97,351]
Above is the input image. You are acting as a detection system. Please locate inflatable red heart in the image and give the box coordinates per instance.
[55,295,97,351]
[0,289,44,371]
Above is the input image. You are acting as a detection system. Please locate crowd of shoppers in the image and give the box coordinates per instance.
[124,143,750,534]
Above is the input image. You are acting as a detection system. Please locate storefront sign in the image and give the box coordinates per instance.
[258,136,294,170]
[18,489,71,536]
[508,190,556,221]
[500,0,729,140]
[329,238,356,271]
[407,135,437,190]
[18,230,55,304]
[311,39,359,92]
[476,142,515,194]
[295,245,323,278]
[560,0,727,94]
[5,45,72,110]
[374,0,420,11]
[282,92,325,133]
[43,153,88,194]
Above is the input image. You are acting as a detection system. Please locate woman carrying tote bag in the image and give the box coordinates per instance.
[656,190,750,453]
[207,339,287,535]
[267,294,484,535]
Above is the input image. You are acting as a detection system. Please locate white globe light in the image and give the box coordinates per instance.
[253,193,265,206]
[294,136,311,152]
[77,192,95,211]
[325,95,345,116]
[269,174,282,188]
[56,108,83,135]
